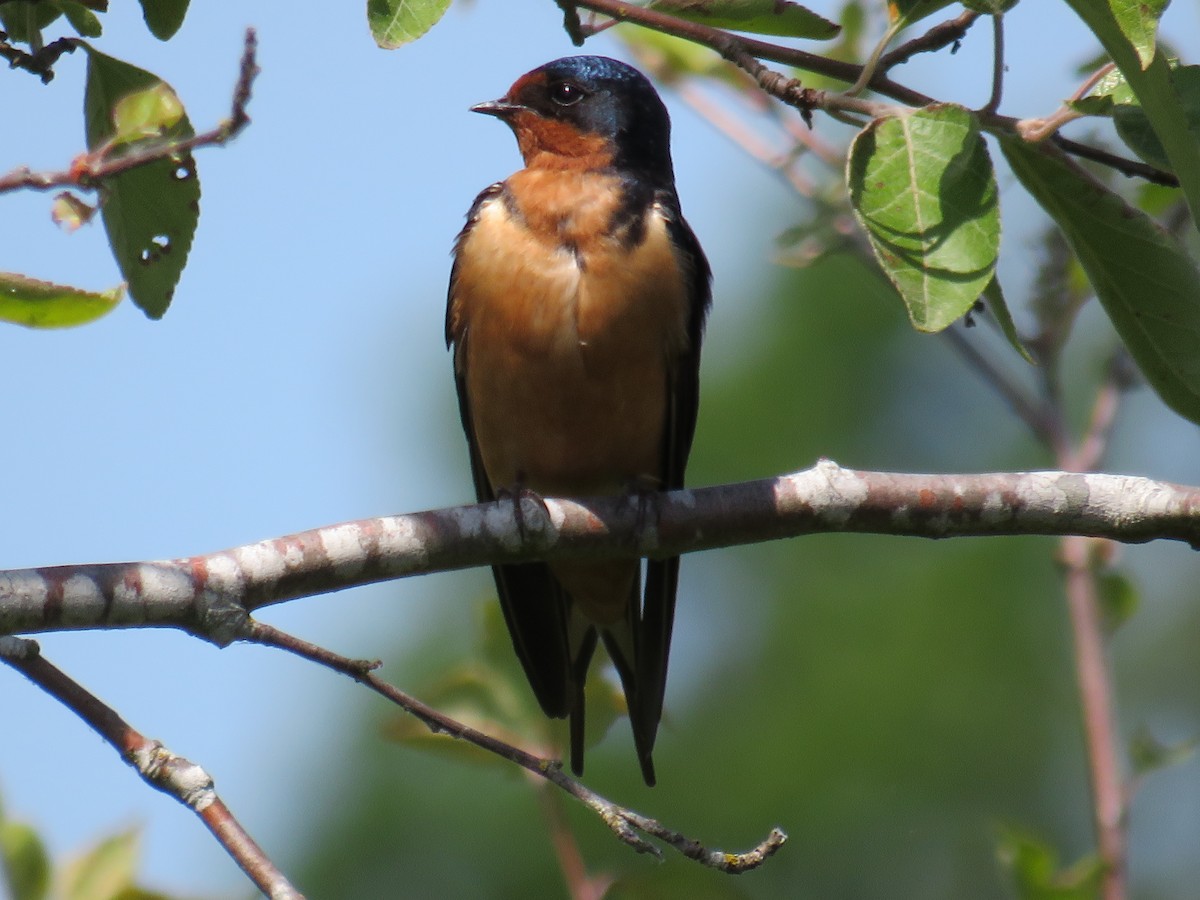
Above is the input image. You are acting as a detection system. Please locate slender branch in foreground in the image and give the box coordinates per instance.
[1060,535,1127,900]
[2,462,1198,640]
[246,621,785,873]
[0,636,303,900]
[0,28,258,196]
[1056,363,1131,900]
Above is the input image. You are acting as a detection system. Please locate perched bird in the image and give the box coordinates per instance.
[446,56,711,786]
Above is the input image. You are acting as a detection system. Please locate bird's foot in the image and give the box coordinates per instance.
[625,476,662,552]
[496,481,550,542]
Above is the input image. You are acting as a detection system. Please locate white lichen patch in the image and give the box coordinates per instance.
[61,574,105,626]
[980,490,1007,525]
[377,515,426,570]
[234,540,289,583]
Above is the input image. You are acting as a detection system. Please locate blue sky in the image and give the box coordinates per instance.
[3,1,1199,895]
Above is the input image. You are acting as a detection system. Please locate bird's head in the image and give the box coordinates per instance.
[472,56,674,180]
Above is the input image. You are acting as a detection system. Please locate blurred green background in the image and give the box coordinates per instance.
[294,255,1200,899]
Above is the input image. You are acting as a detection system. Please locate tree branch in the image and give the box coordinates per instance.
[2,462,1197,640]
[557,0,1179,185]
[245,620,784,873]
[0,28,258,195]
[0,34,78,83]
[0,636,303,899]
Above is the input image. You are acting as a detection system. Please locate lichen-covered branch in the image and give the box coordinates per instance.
[2,461,1196,641]
[0,636,303,899]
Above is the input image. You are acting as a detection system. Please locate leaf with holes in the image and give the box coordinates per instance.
[0,273,123,328]
[83,48,199,319]
[847,104,1000,332]
[1002,136,1200,425]
[648,1,839,40]
[368,0,451,49]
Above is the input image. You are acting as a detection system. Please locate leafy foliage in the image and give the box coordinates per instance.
[0,273,122,328]
[1001,136,1200,424]
[648,0,840,40]
[847,104,1000,332]
[83,51,200,319]
[367,0,451,49]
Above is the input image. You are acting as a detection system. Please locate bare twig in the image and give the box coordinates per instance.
[0,34,78,82]
[3,462,1199,640]
[1054,357,1131,900]
[559,0,1175,185]
[245,621,785,873]
[0,636,303,900]
[981,13,1005,116]
[878,9,981,72]
[0,28,258,195]
[1060,534,1127,899]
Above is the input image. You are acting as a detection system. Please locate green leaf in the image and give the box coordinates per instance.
[60,829,139,900]
[111,83,185,144]
[887,0,957,28]
[60,1,103,38]
[847,104,1000,332]
[0,1,63,44]
[1096,571,1139,634]
[0,272,122,328]
[1074,64,1139,116]
[1065,1,1200,229]
[648,0,839,40]
[996,825,1104,900]
[135,0,189,40]
[1,821,51,900]
[981,277,1033,363]
[83,49,200,319]
[1113,66,1200,172]
[1130,726,1199,778]
[962,0,1019,13]
[51,192,97,232]
[367,0,451,49]
[1108,0,1169,70]
[1001,136,1200,424]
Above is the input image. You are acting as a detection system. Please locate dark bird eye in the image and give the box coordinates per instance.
[549,81,584,106]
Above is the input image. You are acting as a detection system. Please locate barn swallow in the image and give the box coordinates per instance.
[446,56,711,786]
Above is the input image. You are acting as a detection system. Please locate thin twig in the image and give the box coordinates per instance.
[980,13,1005,116]
[878,9,981,71]
[0,28,258,195]
[1059,533,1127,899]
[244,621,786,873]
[561,0,1175,185]
[0,636,303,899]
[0,34,78,82]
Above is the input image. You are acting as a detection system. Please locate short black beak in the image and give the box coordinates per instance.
[470,99,524,118]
